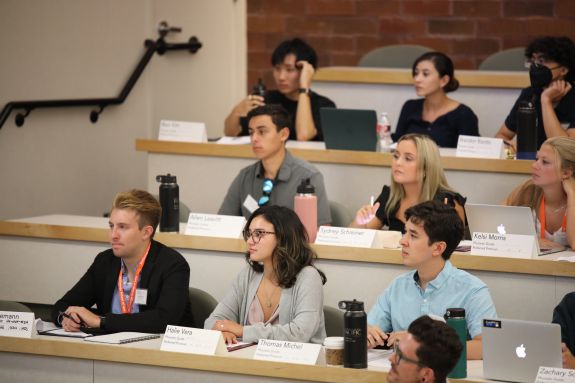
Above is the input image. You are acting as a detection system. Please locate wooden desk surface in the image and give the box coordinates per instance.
[314,67,529,89]
[135,140,532,175]
[2,217,573,278]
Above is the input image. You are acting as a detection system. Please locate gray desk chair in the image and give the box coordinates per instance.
[479,47,527,71]
[329,200,354,228]
[324,305,344,337]
[358,44,433,68]
[0,300,32,313]
[189,287,218,329]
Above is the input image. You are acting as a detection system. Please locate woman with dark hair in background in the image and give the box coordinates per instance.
[205,205,326,344]
[392,52,479,148]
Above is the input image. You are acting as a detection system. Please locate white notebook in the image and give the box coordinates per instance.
[84,332,160,344]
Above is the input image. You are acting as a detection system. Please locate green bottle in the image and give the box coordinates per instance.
[445,308,467,379]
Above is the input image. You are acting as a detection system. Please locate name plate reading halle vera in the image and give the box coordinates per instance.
[314,226,376,248]
[0,311,34,338]
[471,232,536,258]
[160,325,227,355]
[254,339,321,365]
[158,120,207,143]
[185,213,246,238]
[535,367,575,383]
[456,135,505,159]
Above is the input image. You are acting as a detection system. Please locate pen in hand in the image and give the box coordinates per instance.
[59,311,86,326]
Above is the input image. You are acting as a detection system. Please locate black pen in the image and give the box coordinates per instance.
[59,311,86,326]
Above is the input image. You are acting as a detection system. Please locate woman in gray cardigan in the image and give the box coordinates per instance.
[205,205,327,344]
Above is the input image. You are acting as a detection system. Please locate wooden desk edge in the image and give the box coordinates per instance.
[135,140,532,175]
[1,221,573,278]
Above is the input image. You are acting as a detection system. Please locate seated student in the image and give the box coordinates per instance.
[496,36,575,149]
[219,104,331,226]
[224,38,336,141]
[205,205,326,344]
[367,200,497,360]
[52,190,193,333]
[552,291,575,369]
[387,315,463,383]
[350,133,465,232]
[505,136,574,249]
[392,52,479,148]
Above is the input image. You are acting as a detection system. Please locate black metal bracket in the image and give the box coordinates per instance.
[0,21,202,130]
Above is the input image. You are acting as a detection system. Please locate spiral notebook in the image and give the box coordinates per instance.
[84,332,160,344]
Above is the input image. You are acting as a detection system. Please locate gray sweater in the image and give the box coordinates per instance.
[204,265,326,344]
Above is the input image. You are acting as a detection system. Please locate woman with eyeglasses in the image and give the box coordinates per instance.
[496,36,575,150]
[205,205,327,344]
[350,133,466,232]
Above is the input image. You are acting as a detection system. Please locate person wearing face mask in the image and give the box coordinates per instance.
[392,52,479,148]
[223,38,336,141]
[496,36,575,149]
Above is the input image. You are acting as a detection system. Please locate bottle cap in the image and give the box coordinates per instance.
[156,173,177,184]
[297,178,315,194]
[338,299,364,311]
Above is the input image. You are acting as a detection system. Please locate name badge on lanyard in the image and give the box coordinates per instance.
[135,289,148,305]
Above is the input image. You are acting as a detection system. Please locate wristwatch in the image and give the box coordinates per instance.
[298,88,311,95]
[99,316,107,330]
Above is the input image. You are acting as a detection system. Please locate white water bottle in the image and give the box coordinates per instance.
[376,112,392,152]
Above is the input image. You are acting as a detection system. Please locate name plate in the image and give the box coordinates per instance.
[185,213,246,238]
[314,226,376,248]
[0,311,34,338]
[536,367,575,383]
[471,232,536,258]
[456,135,505,159]
[254,339,321,365]
[160,325,227,355]
[158,120,207,143]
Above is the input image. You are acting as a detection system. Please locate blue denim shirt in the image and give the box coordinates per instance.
[111,259,141,314]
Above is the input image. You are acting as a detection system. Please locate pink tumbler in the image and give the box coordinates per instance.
[294,178,318,243]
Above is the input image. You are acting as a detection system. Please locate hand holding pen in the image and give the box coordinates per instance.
[354,196,380,226]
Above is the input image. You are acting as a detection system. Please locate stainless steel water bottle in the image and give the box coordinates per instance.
[338,299,367,369]
[445,308,467,379]
[156,173,179,232]
[516,101,538,160]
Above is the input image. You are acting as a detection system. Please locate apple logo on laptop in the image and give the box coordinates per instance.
[497,224,507,235]
[515,344,527,358]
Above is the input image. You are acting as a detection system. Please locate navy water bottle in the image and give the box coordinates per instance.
[338,299,367,369]
[516,101,538,160]
[445,308,467,379]
[156,174,179,232]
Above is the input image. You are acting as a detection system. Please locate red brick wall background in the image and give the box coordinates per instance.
[247,0,575,88]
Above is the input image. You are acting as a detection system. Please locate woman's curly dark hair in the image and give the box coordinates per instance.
[243,205,326,288]
[526,36,575,82]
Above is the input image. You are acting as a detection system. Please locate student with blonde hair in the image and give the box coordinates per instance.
[505,136,575,248]
[350,133,465,232]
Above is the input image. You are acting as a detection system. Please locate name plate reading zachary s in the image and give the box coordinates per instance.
[185,213,246,238]
[254,339,321,365]
[535,366,575,383]
[158,119,207,143]
[456,135,505,159]
[160,325,227,355]
[0,311,34,338]
[314,226,376,248]
[471,232,536,258]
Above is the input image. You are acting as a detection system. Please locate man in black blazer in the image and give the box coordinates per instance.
[52,189,192,333]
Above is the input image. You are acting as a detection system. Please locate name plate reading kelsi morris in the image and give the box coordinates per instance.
[314,226,376,248]
[160,325,227,355]
[254,339,321,365]
[471,232,536,259]
[185,213,246,239]
[0,311,34,338]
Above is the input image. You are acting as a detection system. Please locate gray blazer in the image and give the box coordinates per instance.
[205,265,326,344]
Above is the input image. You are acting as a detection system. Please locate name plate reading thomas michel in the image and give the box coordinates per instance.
[185,213,246,238]
[535,367,575,383]
[254,339,321,365]
[471,232,536,258]
[0,311,34,338]
[314,226,376,248]
[160,325,227,355]
[456,135,505,159]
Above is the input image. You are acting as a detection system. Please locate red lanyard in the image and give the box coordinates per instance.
[539,197,567,239]
[117,242,151,314]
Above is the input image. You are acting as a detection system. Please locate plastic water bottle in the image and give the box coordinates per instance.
[445,308,467,379]
[376,112,392,152]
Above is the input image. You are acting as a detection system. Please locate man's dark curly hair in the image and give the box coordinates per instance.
[525,36,575,82]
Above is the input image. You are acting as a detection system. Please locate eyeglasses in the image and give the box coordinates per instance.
[258,178,274,206]
[525,55,561,70]
[393,342,425,368]
[242,229,275,244]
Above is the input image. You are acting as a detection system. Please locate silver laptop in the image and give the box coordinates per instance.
[482,318,562,383]
[465,203,564,256]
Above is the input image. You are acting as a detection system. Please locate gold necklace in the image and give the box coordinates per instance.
[260,280,280,309]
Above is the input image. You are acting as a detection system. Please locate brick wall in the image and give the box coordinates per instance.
[247,0,575,88]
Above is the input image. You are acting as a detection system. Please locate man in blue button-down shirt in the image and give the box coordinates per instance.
[367,201,497,360]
